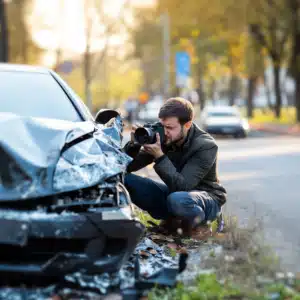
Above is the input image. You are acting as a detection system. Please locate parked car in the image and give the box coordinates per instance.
[199,106,250,138]
[0,63,144,283]
[137,97,163,123]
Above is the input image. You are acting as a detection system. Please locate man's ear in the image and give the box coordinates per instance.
[184,121,193,130]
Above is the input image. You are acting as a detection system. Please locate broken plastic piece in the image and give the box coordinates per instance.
[134,251,188,290]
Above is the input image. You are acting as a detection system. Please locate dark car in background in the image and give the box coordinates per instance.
[199,106,250,138]
[0,63,144,283]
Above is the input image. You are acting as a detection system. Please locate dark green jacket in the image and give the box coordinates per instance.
[124,123,227,205]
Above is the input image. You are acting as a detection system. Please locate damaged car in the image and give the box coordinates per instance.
[0,63,145,284]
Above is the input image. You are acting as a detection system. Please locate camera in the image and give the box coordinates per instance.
[134,122,165,145]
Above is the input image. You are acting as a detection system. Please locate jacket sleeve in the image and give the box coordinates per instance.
[153,145,217,192]
[123,141,154,173]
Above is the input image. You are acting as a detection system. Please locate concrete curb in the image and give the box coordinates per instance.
[250,123,300,136]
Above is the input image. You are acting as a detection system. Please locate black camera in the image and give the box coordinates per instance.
[134,122,165,145]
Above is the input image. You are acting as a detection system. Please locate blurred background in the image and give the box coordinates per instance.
[0,0,300,126]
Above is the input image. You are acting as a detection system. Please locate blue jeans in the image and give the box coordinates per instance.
[124,174,221,225]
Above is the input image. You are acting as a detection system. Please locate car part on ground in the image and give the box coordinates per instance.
[0,237,189,299]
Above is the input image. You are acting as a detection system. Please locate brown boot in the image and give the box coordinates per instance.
[181,220,212,240]
[150,217,182,235]
[190,225,212,240]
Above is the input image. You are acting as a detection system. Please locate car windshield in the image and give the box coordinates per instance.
[207,111,239,117]
[0,71,81,121]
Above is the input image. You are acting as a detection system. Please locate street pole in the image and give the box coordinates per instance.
[161,12,170,100]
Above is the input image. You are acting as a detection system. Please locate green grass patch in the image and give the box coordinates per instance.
[148,273,300,299]
[134,208,160,227]
[146,215,300,299]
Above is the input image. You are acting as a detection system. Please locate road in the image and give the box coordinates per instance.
[217,132,300,272]
[122,130,300,272]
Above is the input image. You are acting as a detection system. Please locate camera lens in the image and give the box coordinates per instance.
[134,127,153,144]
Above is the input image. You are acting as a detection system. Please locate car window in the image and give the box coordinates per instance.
[0,71,82,121]
[207,111,239,117]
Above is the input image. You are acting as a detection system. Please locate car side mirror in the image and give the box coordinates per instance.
[95,109,120,124]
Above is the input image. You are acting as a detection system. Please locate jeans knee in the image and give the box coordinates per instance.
[124,173,138,189]
[167,192,192,216]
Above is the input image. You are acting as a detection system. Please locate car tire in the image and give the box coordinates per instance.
[234,130,247,139]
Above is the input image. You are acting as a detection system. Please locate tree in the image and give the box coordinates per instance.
[0,0,9,62]
[7,0,43,64]
[248,0,290,118]
[130,7,163,95]
[83,0,128,112]
[245,38,265,117]
[157,0,249,106]
[287,0,300,122]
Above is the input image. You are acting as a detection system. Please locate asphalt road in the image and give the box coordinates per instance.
[218,132,300,272]
[122,130,300,272]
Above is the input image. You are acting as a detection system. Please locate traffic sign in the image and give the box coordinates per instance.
[175,51,190,88]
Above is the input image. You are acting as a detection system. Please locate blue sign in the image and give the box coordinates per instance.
[57,61,73,74]
[175,51,190,88]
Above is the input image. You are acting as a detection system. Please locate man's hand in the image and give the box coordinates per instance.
[143,133,164,159]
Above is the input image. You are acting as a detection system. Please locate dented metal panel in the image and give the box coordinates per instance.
[0,113,132,201]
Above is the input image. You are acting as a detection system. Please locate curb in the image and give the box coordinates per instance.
[250,123,300,136]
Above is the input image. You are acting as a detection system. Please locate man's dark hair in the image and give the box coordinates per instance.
[158,97,194,125]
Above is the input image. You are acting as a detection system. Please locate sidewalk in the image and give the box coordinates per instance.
[249,122,300,136]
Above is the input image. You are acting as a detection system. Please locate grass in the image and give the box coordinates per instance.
[149,274,300,299]
[134,207,160,227]
[135,210,300,299]
[240,107,297,125]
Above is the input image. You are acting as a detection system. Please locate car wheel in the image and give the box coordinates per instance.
[234,130,247,139]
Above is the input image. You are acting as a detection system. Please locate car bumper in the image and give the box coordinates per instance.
[0,208,145,282]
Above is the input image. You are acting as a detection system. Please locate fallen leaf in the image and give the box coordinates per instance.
[148,248,157,255]
[151,234,164,240]
[178,247,188,254]
[167,243,178,249]
[139,250,150,258]
[165,237,174,242]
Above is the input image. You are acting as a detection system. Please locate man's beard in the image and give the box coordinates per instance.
[165,127,185,146]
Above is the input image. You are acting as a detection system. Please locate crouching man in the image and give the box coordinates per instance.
[124,97,227,239]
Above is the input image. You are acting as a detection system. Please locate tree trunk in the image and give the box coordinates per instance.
[263,71,273,110]
[197,78,206,110]
[85,81,92,114]
[0,0,9,62]
[84,51,92,111]
[229,74,238,106]
[20,1,28,63]
[289,0,300,122]
[295,77,300,122]
[247,76,257,118]
[273,64,282,118]
[210,78,217,106]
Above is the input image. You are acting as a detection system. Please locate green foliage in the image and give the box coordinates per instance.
[130,7,163,92]
[60,58,142,110]
[149,273,300,299]
[134,208,160,228]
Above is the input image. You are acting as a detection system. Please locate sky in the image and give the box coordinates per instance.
[28,0,156,66]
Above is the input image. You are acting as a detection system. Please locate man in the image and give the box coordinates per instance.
[124,97,227,239]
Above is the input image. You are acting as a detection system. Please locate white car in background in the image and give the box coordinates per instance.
[199,106,250,138]
[137,97,163,123]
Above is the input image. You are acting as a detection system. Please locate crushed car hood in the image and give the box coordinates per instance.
[0,113,132,201]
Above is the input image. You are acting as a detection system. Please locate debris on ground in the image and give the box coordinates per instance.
[1,219,299,300]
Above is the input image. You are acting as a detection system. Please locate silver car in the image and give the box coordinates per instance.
[200,106,250,138]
